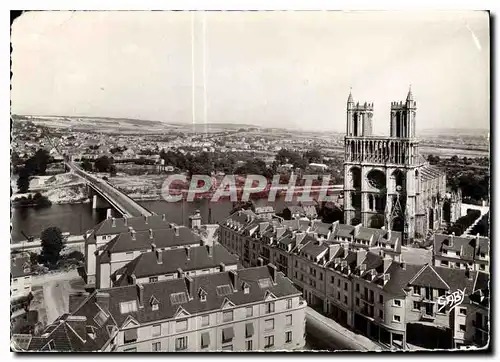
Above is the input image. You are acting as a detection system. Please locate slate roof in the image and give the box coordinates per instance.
[96,266,300,329]
[409,264,450,290]
[94,215,172,236]
[334,224,355,239]
[382,263,423,297]
[11,256,32,279]
[300,240,328,260]
[310,221,331,236]
[114,244,238,283]
[100,227,201,255]
[434,233,490,262]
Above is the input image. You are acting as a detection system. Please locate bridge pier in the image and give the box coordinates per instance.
[92,194,111,210]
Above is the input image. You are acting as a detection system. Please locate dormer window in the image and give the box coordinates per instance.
[198,288,208,302]
[150,296,160,311]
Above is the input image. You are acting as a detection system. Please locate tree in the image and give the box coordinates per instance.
[304,149,322,164]
[39,226,64,266]
[94,156,112,173]
[17,167,31,193]
[81,159,93,172]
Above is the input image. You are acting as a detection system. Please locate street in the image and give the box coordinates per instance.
[305,307,384,351]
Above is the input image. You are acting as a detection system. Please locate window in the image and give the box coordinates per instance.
[455,262,460,268]
[176,319,188,332]
[152,303,159,311]
[246,306,253,317]
[152,342,161,352]
[337,292,340,300]
[246,340,253,351]
[149,276,158,283]
[124,347,137,352]
[222,345,233,351]
[175,336,188,351]
[379,310,384,319]
[459,308,467,315]
[355,298,359,306]
[393,315,401,323]
[480,264,486,271]
[344,296,348,305]
[344,282,348,291]
[337,279,341,287]
[393,299,402,307]
[319,272,323,281]
[285,331,292,343]
[459,324,466,332]
[356,283,359,292]
[152,324,161,337]
[456,251,460,256]
[413,302,420,310]
[413,286,420,295]
[124,328,137,344]
[286,314,292,326]
[265,302,275,314]
[265,318,275,331]
[331,276,334,284]
[201,315,209,327]
[287,298,292,309]
[379,295,383,304]
[120,300,138,314]
[223,310,233,322]
[264,335,274,348]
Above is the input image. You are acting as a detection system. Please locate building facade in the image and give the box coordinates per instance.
[19,265,307,352]
[219,210,489,349]
[343,90,452,243]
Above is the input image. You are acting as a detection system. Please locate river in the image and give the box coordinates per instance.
[10,198,288,242]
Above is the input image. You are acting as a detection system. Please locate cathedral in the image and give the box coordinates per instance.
[342,88,459,244]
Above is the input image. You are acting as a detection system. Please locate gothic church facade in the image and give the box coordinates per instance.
[343,89,456,244]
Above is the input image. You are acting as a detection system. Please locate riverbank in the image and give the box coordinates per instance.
[11,173,90,205]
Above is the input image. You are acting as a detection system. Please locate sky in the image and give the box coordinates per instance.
[11,11,490,133]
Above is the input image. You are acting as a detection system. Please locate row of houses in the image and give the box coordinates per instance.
[218,209,490,350]
[13,215,307,352]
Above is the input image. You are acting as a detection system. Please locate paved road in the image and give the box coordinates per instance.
[306,307,384,351]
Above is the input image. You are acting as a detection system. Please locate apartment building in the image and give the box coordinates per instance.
[11,255,33,300]
[94,227,203,289]
[85,214,173,285]
[110,244,239,288]
[433,233,489,273]
[18,265,307,352]
[219,210,490,349]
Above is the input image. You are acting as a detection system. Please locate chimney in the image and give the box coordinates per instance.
[96,292,110,311]
[257,257,264,266]
[69,292,89,313]
[354,223,362,236]
[383,256,392,273]
[383,273,391,285]
[151,243,156,252]
[207,245,213,258]
[356,249,367,266]
[156,249,163,264]
[185,246,191,260]
[144,215,148,224]
[219,262,226,272]
[331,220,339,236]
[66,316,88,342]
[169,223,176,229]
[137,284,144,308]
[177,268,184,279]
[162,213,166,221]
[130,274,137,285]
[267,263,278,284]
[149,229,153,240]
[131,229,136,240]
[450,232,455,247]
[106,209,112,220]
[124,216,128,227]
[174,226,180,236]
[185,276,194,300]
[111,217,116,227]
[229,270,238,292]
